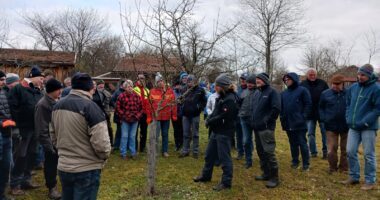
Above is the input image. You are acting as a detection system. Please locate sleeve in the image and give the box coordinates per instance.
[50,112,57,148]
[302,89,313,119]
[35,103,55,153]
[360,86,380,127]
[115,94,124,122]
[345,86,352,123]
[170,89,177,120]
[206,95,213,115]
[318,93,326,123]
[265,90,281,123]
[207,98,238,126]
[8,86,20,123]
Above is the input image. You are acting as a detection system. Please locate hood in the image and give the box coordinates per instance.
[283,72,299,88]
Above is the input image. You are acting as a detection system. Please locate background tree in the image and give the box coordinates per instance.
[0,17,9,48]
[363,28,380,63]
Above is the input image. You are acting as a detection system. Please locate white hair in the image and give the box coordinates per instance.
[122,79,134,88]
[306,68,317,75]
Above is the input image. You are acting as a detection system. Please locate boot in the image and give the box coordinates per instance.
[265,168,279,188]
[48,186,62,200]
[255,174,270,181]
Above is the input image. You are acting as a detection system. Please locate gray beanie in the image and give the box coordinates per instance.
[256,72,270,85]
[358,64,374,77]
[187,74,196,83]
[215,73,232,88]
[6,73,20,85]
[247,74,256,84]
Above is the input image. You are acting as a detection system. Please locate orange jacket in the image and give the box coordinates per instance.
[147,87,177,122]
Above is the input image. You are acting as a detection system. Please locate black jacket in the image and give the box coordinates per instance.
[9,80,43,131]
[300,78,329,120]
[182,86,207,117]
[206,91,240,136]
[251,84,281,131]
[319,88,348,133]
[0,87,12,136]
[35,94,56,153]
[280,73,312,131]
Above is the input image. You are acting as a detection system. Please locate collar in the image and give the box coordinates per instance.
[70,89,93,100]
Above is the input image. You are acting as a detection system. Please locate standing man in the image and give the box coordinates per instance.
[9,66,44,195]
[235,73,249,160]
[251,73,281,188]
[111,80,125,150]
[179,74,207,159]
[51,73,111,199]
[35,79,63,199]
[172,79,184,151]
[342,64,380,190]
[133,74,149,153]
[239,74,257,169]
[5,73,19,89]
[0,71,16,200]
[300,68,329,159]
[319,74,348,174]
[280,73,312,172]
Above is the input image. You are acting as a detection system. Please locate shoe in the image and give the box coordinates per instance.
[236,154,244,160]
[245,163,252,169]
[311,154,317,158]
[10,186,25,196]
[360,183,376,191]
[178,153,189,158]
[48,186,62,200]
[193,153,199,159]
[163,152,169,158]
[340,178,360,185]
[212,183,231,191]
[193,176,211,183]
[302,166,310,172]
[265,179,279,188]
[21,181,41,190]
[34,162,44,170]
[255,174,269,181]
[290,163,299,169]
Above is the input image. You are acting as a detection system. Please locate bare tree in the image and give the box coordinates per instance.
[240,0,305,79]
[363,28,380,63]
[0,17,9,48]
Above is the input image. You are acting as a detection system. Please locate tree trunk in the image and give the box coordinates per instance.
[265,45,271,79]
[147,120,157,195]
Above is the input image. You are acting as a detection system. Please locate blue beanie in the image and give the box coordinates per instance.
[358,64,374,78]
[71,73,94,91]
[179,71,188,80]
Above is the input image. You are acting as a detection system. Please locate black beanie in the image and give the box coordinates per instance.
[46,79,63,93]
[71,73,94,91]
[28,66,44,78]
[256,73,270,85]
[247,74,256,84]
[0,71,5,79]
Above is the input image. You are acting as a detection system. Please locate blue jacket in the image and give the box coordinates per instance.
[346,75,380,131]
[280,73,312,131]
[319,89,348,133]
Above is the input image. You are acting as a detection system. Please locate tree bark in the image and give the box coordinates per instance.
[147,120,157,195]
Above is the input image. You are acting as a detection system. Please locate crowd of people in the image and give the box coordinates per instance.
[0,63,378,199]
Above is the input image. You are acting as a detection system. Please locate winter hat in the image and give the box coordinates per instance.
[240,72,249,80]
[5,73,19,85]
[256,72,270,85]
[155,72,163,84]
[246,74,256,84]
[330,74,345,84]
[28,66,44,78]
[46,78,63,93]
[179,71,188,80]
[71,73,94,91]
[187,74,196,83]
[0,71,5,79]
[215,73,232,88]
[96,79,105,85]
[358,64,374,77]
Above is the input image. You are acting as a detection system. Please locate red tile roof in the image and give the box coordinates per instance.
[113,54,179,73]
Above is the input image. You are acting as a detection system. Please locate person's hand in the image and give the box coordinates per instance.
[146,117,152,125]
[2,120,16,128]
[172,116,177,121]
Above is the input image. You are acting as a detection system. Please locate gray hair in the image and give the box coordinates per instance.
[306,68,317,75]
[122,79,134,88]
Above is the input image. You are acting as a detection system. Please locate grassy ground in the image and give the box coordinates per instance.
[17,119,380,200]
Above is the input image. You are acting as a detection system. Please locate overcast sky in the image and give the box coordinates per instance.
[2,0,380,73]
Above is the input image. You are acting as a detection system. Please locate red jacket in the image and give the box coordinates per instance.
[147,87,177,121]
[116,91,143,123]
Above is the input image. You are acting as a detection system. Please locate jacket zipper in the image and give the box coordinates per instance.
[352,87,363,128]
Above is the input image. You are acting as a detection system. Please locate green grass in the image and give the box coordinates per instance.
[18,119,380,200]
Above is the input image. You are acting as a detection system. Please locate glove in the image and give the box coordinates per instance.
[146,117,152,125]
[172,116,177,121]
[2,120,16,128]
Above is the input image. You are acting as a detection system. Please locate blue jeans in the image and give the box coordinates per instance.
[286,130,310,167]
[347,129,377,184]
[0,136,12,199]
[35,144,45,165]
[235,118,244,156]
[120,121,138,157]
[114,122,121,149]
[307,120,327,156]
[156,120,170,153]
[59,169,101,200]
[182,116,200,154]
[240,120,253,165]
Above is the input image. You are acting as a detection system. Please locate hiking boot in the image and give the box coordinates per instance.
[193,176,211,183]
[236,154,244,160]
[360,183,376,191]
[21,181,41,190]
[265,178,279,188]
[162,152,169,158]
[340,178,359,185]
[48,186,62,200]
[10,186,25,196]
[255,174,270,181]
[192,153,199,159]
[212,183,231,191]
[178,152,189,158]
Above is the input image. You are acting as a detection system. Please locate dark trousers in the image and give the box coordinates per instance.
[254,129,279,179]
[114,122,121,149]
[172,116,183,149]
[286,130,310,167]
[59,169,101,200]
[136,114,147,152]
[43,150,58,189]
[11,129,38,188]
[0,136,12,199]
[327,131,348,171]
[235,118,244,156]
[106,115,113,147]
[201,132,233,187]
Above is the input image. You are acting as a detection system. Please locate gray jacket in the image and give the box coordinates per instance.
[35,94,56,154]
[239,89,257,119]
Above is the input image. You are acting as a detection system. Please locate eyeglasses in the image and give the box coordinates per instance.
[0,78,5,81]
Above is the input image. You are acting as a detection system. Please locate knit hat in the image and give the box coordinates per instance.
[358,64,374,77]
[187,74,195,83]
[330,74,345,84]
[246,74,256,84]
[0,71,5,79]
[71,73,94,91]
[96,79,105,85]
[215,73,232,88]
[256,73,270,85]
[240,72,249,80]
[28,66,44,78]
[5,73,19,85]
[179,71,188,80]
[155,72,163,84]
[46,78,63,93]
